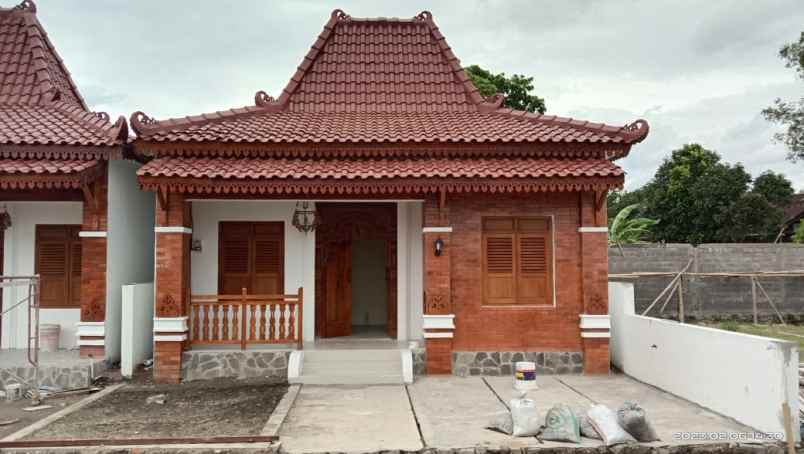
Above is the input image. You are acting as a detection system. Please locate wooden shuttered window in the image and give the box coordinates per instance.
[219,222,284,295]
[482,217,552,306]
[35,225,81,308]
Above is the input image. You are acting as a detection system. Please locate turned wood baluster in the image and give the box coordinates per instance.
[222,304,230,341]
[249,303,257,341]
[203,304,210,341]
[279,303,286,340]
[259,304,267,341]
[212,303,220,341]
[231,303,239,343]
[288,303,296,341]
[269,303,276,341]
[192,304,200,342]
[240,288,248,350]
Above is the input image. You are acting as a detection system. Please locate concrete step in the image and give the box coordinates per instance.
[291,373,405,385]
[289,349,413,385]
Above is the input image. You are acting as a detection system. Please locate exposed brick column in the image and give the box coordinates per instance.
[578,191,611,374]
[422,197,454,374]
[77,175,108,358]
[153,192,192,384]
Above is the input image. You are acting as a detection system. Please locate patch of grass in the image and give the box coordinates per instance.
[701,322,804,350]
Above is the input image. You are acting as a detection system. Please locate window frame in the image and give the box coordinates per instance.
[480,215,556,309]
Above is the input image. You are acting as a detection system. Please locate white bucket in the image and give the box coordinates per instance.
[39,324,60,352]
[514,361,538,391]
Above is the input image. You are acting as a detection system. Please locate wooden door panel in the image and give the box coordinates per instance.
[324,243,352,337]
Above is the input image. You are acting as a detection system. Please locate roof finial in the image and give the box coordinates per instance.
[130,111,156,135]
[415,11,432,21]
[620,119,650,143]
[331,9,350,21]
[14,0,35,13]
[255,90,276,107]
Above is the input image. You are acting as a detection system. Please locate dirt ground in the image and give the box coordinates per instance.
[25,376,287,440]
[0,393,84,439]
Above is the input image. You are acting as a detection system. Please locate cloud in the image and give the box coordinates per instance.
[31,0,804,192]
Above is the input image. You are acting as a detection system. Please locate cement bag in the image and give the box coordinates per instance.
[573,407,602,440]
[541,404,581,443]
[510,397,542,437]
[486,411,513,435]
[587,404,636,446]
[617,401,660,442]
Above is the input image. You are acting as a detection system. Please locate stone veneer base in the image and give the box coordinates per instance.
[0,360,106,392]
[452,351,584,377]
[412,347,426,377]
[181,350,291,382]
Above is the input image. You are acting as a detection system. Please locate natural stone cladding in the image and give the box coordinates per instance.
[453,351,584,377]
[181,350,290,382]
[412,347,426,377]
[0,360,105,392]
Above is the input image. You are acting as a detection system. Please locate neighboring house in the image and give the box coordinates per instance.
[129,9,649,383]
[0,0,154,361]
[779,193,804,242]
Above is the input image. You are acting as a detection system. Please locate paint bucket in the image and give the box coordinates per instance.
[514,361,538,391]
[39,324,60,352]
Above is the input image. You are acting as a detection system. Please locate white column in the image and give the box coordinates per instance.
[408,202,424,340]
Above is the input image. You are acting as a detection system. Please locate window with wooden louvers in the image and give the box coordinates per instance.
[218,222,284,295]
[35,225,82,308]
[482,217,552,306]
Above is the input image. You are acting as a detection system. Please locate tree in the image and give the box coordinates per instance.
[607,188,647,220]
[465,65,546,113]
[793,221,804,244]
[718,193,783,242]
[752,170,795,207]
[762,32,804,160]
[641,144,752,244]
[608,204,658,247]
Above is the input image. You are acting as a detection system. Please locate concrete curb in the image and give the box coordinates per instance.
[1,383,124,442]
[0,441,279,453]
[261,384,301,437]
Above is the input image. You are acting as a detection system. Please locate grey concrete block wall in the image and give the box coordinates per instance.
[610,244,804,319]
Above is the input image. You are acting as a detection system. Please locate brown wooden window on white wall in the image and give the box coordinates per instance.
[482,217,553,306]
[35,225,81,308]
[218,222,284,295]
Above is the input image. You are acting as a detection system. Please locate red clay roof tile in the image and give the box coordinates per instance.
[138,157,623,180]
[130,9,648,149]
[0,1,126,149]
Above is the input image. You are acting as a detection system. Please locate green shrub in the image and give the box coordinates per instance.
[719,320,740,332]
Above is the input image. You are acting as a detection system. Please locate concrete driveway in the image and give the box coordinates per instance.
[279,374,761,453]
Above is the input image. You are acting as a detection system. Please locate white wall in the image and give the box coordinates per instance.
[1,202,82,349]
[351,239,387,326]
[121,282,153,377]
[105,160,156,361]
[610,281,800,441]
[190,201,316,342]
[398,201,423,341]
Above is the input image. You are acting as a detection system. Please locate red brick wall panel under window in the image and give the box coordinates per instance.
[444,193,583,352]
[219,222,284,294]
[482,217,552,307]
[35,225,81,308]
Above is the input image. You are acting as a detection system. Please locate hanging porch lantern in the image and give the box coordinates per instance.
[292,201,319,233]
[0,206,11,231]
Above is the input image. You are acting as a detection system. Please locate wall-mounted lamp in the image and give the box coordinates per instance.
[190,239,203,252]
[434,237,444,257]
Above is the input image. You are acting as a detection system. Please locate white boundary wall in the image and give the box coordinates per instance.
[609,281,800,441]
[121,282,154,377]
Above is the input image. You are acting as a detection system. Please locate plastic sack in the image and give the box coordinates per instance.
[486,411,513,435]
[510,397,542,437]
[617,401,660,442]
[573,407,602,440]
[541,404,581,443]
[587,404,636,446]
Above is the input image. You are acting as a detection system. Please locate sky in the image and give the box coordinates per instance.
[33,0,804,191]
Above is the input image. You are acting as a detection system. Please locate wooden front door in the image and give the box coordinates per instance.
[324,242,352,337]
[219,222,284,295]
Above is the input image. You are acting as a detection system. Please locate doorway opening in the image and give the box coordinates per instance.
[315,203,397,340]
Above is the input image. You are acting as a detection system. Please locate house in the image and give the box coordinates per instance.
[129,9,649,383]
[0,0,154,361]
[779,193,804,242]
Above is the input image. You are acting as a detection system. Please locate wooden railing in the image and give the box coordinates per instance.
[189,287,303,350]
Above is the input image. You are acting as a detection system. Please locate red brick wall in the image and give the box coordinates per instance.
[154,341,183,384]
[582,338,610,374]
[79,173,108,358]
[444,192,586,353]
[425,337,453,374]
